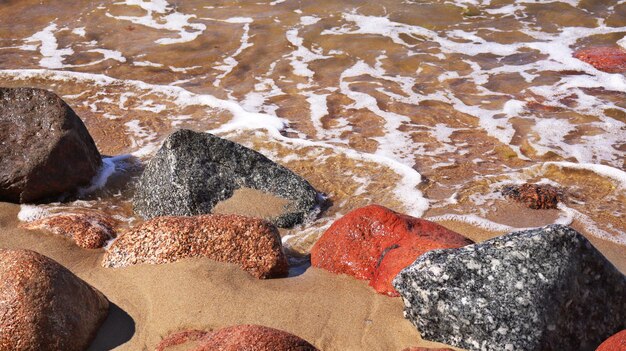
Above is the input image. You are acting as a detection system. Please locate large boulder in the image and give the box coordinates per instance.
[0,249,109,351]
[155,325,318,351]
[133,129,320,228]
[0,87,102,203]
[393,224,626,351]
[102,214,289,278]
[596,330,626,351]
[311,205,472,296]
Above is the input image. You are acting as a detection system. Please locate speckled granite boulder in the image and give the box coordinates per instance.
[393,224,626,351]
[133,129,320,228]
[0,87,102,203]
[155,325,318,351]
[102,214,288,278]
[596,330,626,351]
[21,211,117,249]
[0,249,109,351]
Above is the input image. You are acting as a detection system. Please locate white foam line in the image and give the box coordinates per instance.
[78,154,133,195]
[22,23,74,69]
[427,213,518,232]
[209,17,254,87]
[557,203,626,245]
[542,162,626,188]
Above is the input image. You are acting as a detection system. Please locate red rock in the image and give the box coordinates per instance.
[574,47,626,73]
[502,183,563,210]
[311,205,472,296]
[0,249,109,351]
[596,330,626,351]
[156,325,318,351]
[21,212,117,249]
[102,214,288,279]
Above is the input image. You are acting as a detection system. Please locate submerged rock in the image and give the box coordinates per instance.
[102,214,288,279]
[0,249,109,351]
[21,211,117,249]
[574,47,626,73]
[393,224,626,351]
[133,129,320,228]
[311,205,472,296]
[501,183,563,210]
[596,330,626,351]
[0,87,102,203]
[155,325,318,351]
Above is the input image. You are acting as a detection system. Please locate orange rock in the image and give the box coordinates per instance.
[311,205,472,296]
[574,47,626,73]
[21,212,117,249]
[103,214,288,279]
[596,330,626,351]
[502,183,563,210]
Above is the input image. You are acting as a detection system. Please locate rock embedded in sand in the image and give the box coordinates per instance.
[0,249,109,351]
[21,212,117,249]
[0,87,102,203]
[574,47,626,73]
[156,325,318,351]
[133,129,321,228]
[393,224,626,351]
[102,214,289,279]
[596,330,626,351]
[311,204,472,296]
[501,183,563,210]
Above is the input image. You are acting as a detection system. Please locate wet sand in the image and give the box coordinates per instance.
[212,187,292,220]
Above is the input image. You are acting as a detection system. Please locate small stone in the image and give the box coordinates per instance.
[596,330,626,351]
[574,47,626,73]
[393,225,626,351]
[21,212,117,249]
[501,183,563,209]
[102,214,288,279]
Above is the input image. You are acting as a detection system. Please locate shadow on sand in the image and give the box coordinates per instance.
[88,302,136,351]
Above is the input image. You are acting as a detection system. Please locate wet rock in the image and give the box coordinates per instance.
[596,330,626,351]
[155,325,318,351]
[21,211,117,249]
[0,87,102,203]
[0,249,109,351]
[311,204,472,296]
[102,214,288,279]
[393,224,626,351]
[402,348,454,351]
[133,129,320,228]
[501,183,563,209]
[574,47,626,73]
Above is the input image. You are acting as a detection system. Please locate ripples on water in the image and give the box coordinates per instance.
[1,0,625,252]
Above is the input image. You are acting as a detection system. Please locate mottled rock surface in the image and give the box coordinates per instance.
[0,87,102,203]
[0,249,109,351]
[133,129,320,228]
[501,183,563,210]
[155,325,318,351]
[596,330,626,351]
[393,224,626,351]
[402,348,454,351]
[574,47,626,73]
[102,214,288,278]
[311,205,472,296]
[21,212,116,249]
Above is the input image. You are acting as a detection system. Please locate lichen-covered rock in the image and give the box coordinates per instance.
[596,330,626,351]
[102,214,288,279]
[393,224,626,351]
[501,183,563,210]
[574,47,626,73]
[21,212,117,249]
[133,129,320,228]
[155,325,318,351]
[0,87,102,203]
[0,249,109,351]
[311,205,472,296]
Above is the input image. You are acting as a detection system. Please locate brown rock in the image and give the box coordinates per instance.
[596,330,626,351]
[502,183,563,209]
[102,214,289,278]
[0,87,102,203]
[156,325,318,351]
[21,212,117,249]
[0,249,109,351]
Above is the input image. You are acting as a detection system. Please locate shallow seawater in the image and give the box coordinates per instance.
[1,0,625,261]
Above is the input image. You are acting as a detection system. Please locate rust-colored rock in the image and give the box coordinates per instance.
[310,205,472,296]
[402,348,454,351]
[574,47,626,73]
[596,330,626,351]
[156,325,318,351]
[102,214,288,278]
[21,212,117,249]
[0,249,109,351]
[502,183,563,210]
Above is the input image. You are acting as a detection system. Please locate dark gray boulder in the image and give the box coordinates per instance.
[393,224,626,351]
[133,129,321,228]
[0,87,102,203]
